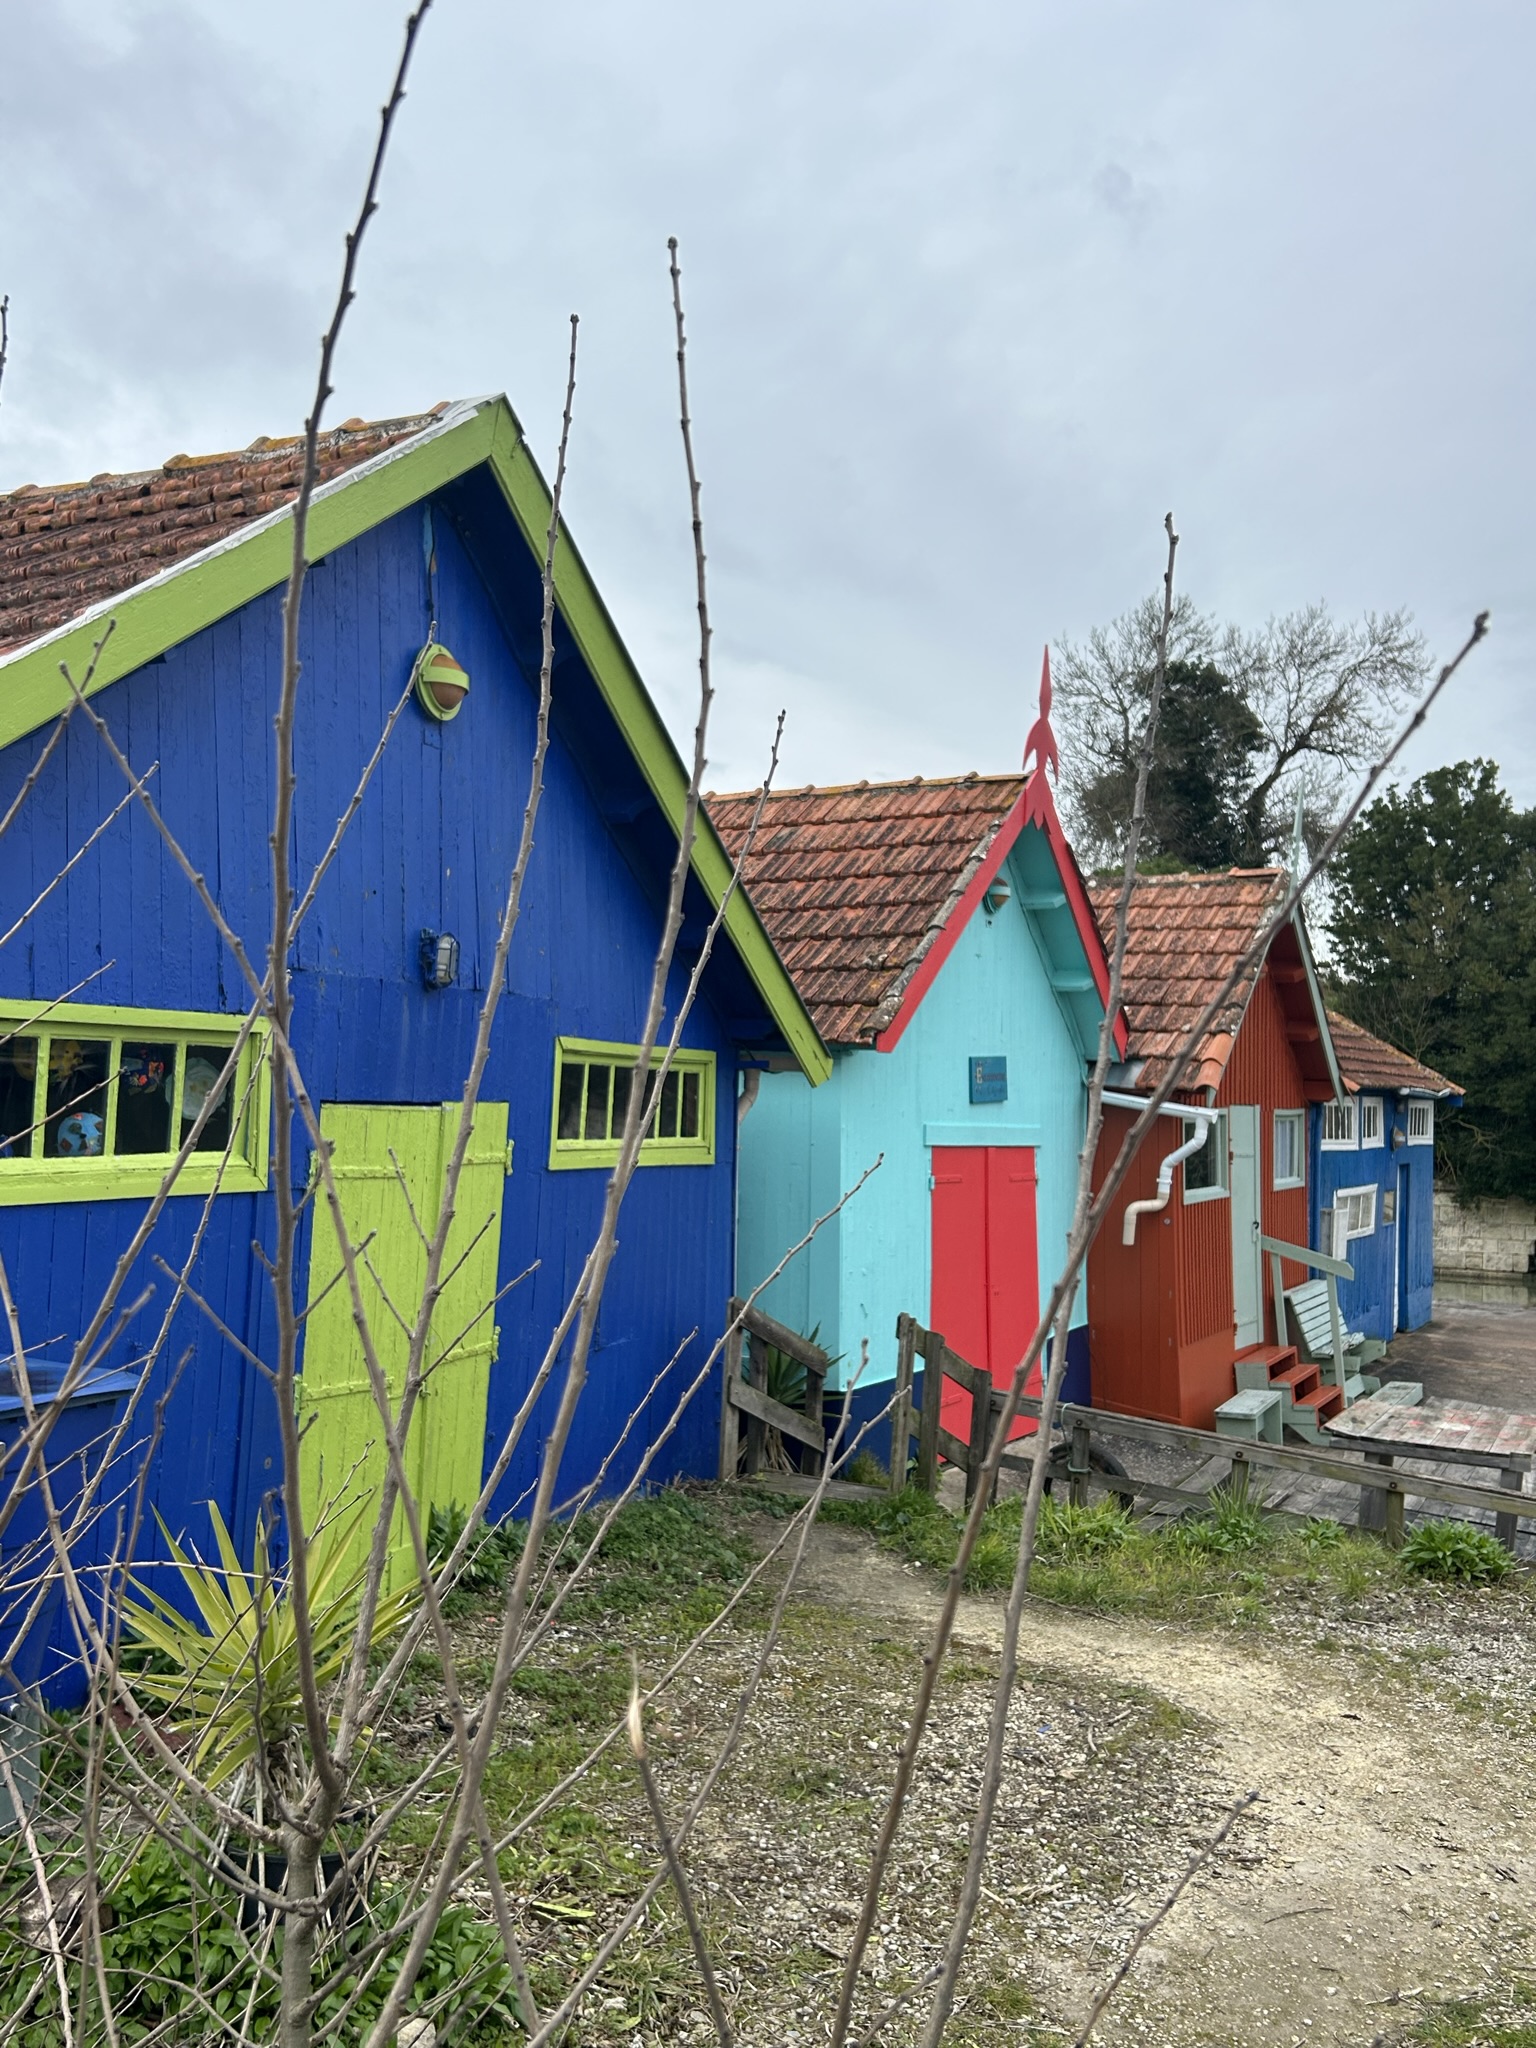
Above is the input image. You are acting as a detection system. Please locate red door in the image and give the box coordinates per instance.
[931,1147,1040,1447]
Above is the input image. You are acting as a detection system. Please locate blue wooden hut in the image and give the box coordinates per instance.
[1311,1013,1462,1339]
[0,397,827,1571]
[710,671,1125,1451]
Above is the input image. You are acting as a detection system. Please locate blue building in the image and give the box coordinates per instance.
[1311,1012,1462,1339]
[0,397,826,1577]
[711,687,1124,1449]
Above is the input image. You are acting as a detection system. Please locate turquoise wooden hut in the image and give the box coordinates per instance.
[710,669,1124,1448]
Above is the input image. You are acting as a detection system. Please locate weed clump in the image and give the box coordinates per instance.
[1399,1518,1512,1585]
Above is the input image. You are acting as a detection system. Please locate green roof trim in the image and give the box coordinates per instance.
[0,397,831,1085]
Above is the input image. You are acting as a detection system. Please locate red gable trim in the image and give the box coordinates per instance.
[872,780,1129,1058]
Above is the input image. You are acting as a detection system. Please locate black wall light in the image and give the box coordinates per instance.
[420,929,460,989]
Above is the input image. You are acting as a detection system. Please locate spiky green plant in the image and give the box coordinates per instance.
[121,1501,414,1794]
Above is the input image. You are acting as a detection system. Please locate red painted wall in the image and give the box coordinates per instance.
[1088,959,1317,1427]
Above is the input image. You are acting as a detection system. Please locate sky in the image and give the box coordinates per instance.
[2,0,1531,807]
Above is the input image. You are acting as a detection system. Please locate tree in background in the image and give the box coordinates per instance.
[1327,759,1536,1202]
[1056,596,1430,870]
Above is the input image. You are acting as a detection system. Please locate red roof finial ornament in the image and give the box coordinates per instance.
[1022,645,1059,826]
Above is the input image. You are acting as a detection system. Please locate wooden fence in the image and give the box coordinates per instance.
[893,1314,1536,1548]
[718,1298,837,1485]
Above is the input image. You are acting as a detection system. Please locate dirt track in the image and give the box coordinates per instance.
[793,1523,1536,2047]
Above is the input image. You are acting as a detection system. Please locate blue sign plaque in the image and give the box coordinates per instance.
[969,1056,1007,1104]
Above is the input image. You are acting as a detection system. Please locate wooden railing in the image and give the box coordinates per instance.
[1260,1233,1353,1381]
[893,1314,1535,1547]
[718,1299,833,1482]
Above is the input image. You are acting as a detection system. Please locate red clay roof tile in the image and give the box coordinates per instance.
[708,774,1025,1044]
[1326,1011,1461,1097]
[1087,869,1288,1093]
[0,407,449,653]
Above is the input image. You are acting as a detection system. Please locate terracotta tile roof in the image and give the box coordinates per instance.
[708,774,1025,1045]
[0,407,451,653]
[1326,1011,1462,1098]
[1087,869,1288,1093]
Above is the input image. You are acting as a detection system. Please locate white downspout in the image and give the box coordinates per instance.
[737,1066,762,1125]
[1101,1090,1222,1245]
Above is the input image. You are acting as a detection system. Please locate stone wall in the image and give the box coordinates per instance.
[1434,1186,1536,1277]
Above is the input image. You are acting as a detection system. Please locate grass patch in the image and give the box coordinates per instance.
[824,1482,1417,1623]
[1407,1981,1536,2045]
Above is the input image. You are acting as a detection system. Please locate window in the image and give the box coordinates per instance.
[1407,1100,1434,1146]
[1359,1097,1383,1147]
[1181,1114,1227,1203]
[1333,1184,1377,1242]
[0,1000,269,1205]
[548,1038,715,1170]
[1321,1100,1357,1149]
[1273,1110,1306,1189]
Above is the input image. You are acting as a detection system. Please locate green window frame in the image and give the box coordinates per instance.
[0,998,271,1206]
[548,1038,715,1171]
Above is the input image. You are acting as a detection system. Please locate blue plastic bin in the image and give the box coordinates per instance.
[0,1358,142,1711]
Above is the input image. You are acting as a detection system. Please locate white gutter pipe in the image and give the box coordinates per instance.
[1100,1090,1222,1245]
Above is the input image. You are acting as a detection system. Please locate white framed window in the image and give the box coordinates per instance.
[1359,1097,1383,1148]
[1273,1110,1306,1189]
[1333,1184,1377,1242]
[1406,1100,1434,1146]
[1321,1099,1357,1149]
[1181,1114,1228,1204]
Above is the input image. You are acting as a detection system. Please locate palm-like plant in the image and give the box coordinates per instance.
[121,1502,413,1797]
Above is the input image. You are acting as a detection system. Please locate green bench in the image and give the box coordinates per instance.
[1282,1277,1387,1398]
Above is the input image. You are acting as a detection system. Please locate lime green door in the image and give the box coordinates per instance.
[299,1101,509,1564]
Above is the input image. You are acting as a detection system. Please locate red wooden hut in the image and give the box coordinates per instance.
[1086,871,1344,1431]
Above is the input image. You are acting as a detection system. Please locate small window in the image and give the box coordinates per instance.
[1273,1110,1306,1189]
[1333,1184,1377,1241]
[1359,1097,1383,1148]
[0,1002,269,1205]
[1181,1114,1227,1203]
[1406,1100,1434,1146]
[548,1038,715,1171]
[1321,1100,1357,1149]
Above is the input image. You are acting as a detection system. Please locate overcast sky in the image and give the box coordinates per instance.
[2,1,1531,808]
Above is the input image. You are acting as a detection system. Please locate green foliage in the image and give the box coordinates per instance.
[1171,1484,1271,1557]
[121,1501,413,1794]
[1035,1494,1133,1562]
[1056,596,1428,869]
[827,1481,1409,1620]
[1399,1518,1513,1585]
[0,1836,519,2046]
[428,1500,525,1606]
[1328,759,1536,1200]
[1078,658,1266,871]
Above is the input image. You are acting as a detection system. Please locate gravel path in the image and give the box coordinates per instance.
[773,1522,1536,2047]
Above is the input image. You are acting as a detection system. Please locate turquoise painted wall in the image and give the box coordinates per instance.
[737,839,1095,1389]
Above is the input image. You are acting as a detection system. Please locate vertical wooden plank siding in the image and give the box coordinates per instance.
[0,488,744,1575]
[737,831,1096,1444]
[1090,960,1324,1428]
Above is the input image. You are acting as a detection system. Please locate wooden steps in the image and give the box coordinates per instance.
[1234,1342,1344,1443]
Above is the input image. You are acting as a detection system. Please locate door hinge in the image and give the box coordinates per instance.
[504,1141,515,1175]
[493,1324,501,1362]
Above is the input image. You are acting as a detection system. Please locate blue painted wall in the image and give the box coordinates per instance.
[0,484,750,1568]
[1308,1097,1438,1337]
[737,829,1098,1415]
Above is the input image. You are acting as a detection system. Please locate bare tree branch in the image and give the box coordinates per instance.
[1072,1791,1261,2046]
